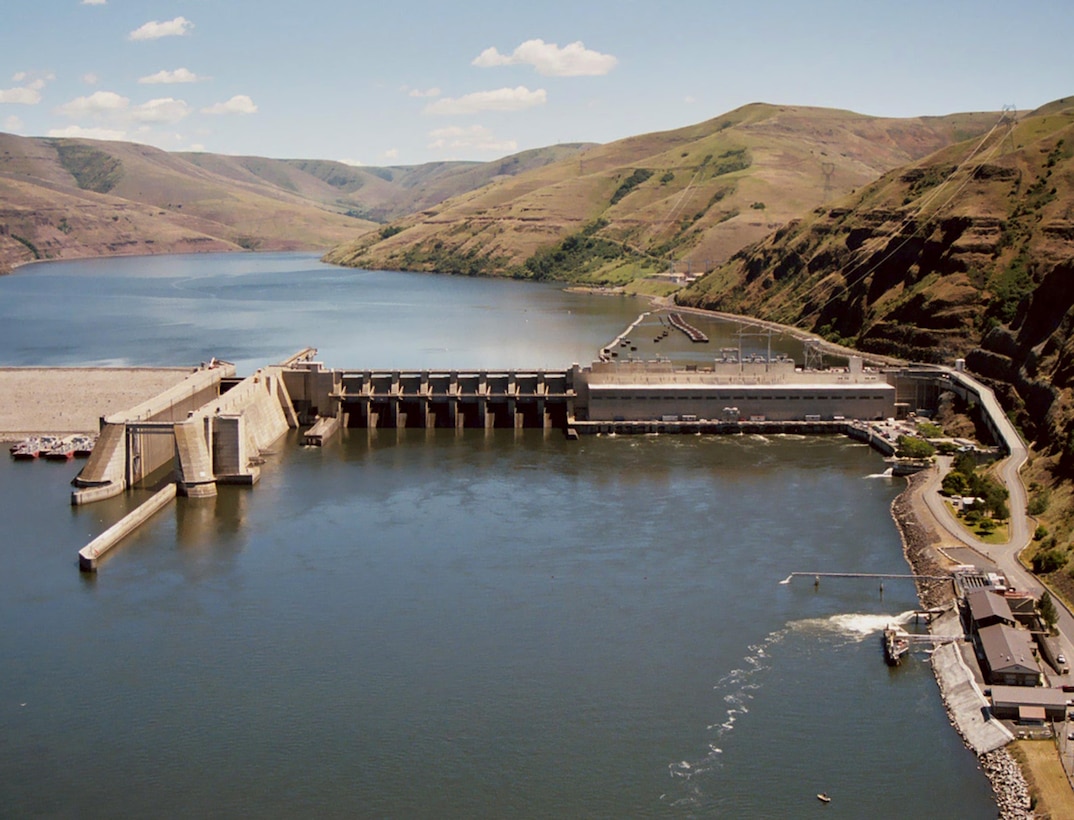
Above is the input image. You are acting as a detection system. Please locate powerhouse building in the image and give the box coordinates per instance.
[573,356,896,422]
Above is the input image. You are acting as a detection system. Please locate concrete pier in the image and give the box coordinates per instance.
[78,483,177,572]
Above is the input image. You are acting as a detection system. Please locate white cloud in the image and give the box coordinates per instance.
[407,87,441,98]
[131,97,191,124]
[339,158,364,167]
[425,86,546,116]
[139,68,204,85]
[427,125,518,154]
[472,39,617,77]
[383,148,399,160]
[47,125,127,141]
[201,94,257,115]
[4,115,25,132]
[0,86,42,105]
[684,95,696,104]
[129,17,194,41]
[56,91,190,127]
[82,73,100,85]
[81,0,107,5]
[57,90,129,118]
[0,72,51,105]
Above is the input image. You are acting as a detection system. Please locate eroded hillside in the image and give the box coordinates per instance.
[325,103,998,286]
[677,99,1074,455]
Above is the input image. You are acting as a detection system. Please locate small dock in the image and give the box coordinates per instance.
[667,312,709,343]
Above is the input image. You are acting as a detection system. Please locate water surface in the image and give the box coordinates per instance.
[0,254,994,817]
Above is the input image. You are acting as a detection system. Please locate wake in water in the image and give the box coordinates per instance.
[666,609,919,795]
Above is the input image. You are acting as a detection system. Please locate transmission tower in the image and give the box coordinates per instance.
[734,323,778,369]
[820,162,836,200]
[803,339,825,371]
[1001,104,1018,152]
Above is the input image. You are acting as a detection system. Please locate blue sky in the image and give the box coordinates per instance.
[1,0,1070,166]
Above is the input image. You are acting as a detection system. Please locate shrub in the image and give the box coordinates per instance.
[1032,548,1066,574]
[610,169,654,204]
[1027,487,1051,516]
[1034,525,1049,541]
[917,421,943,437]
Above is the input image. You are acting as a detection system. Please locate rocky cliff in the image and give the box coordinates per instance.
[677,98,1074,455]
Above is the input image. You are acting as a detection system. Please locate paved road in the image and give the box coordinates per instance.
[922,368,1074,665]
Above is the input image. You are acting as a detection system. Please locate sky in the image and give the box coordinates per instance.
[1,0,1071,167]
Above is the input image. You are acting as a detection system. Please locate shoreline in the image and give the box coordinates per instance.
[892,471,1033,818]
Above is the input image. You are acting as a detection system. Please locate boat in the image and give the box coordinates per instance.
[883,626,911,666]
[817,793,831,803]
[72,435,96,458]
[11,439,40,460]
[44,436,76,460]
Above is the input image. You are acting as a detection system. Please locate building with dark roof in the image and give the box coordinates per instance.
[989,685,1067,721]
[967,589,1016,630]
[978,624,1041,687]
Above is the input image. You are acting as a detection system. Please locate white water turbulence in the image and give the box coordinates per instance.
[668,609,919,796]
[865,466,895,479]
[790,610,919,643]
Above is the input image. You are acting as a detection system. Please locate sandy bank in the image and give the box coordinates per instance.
[0,367,196,440]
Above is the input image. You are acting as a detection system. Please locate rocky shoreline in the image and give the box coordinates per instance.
[892,472,1034,818]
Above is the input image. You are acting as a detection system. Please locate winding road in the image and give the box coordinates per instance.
[921,368,1074,655]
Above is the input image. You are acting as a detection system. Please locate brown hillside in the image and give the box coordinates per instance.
[179,144,593,223]
[325,103,998,284]
[677,98,1074,456]
[0,133,377,272]
[0,136,585,275]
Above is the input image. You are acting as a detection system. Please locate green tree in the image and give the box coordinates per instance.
[942,472,968,496]
[1040,590,1059,632]
[896,435,936,459]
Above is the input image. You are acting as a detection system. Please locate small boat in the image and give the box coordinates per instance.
[883,626,911,666]
[11,440,40,460]
[817,793,831,803]
[44,437,76,460]
[72,435,96,458]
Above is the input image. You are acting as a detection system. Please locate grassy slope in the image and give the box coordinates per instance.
[324,103,998,283]
[178,143,593,224]
[0,133,377,271]
[0,136,587,274]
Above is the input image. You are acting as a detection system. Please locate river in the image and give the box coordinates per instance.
[0,253,995,817]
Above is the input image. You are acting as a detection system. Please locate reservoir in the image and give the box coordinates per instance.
[0,253,995,816]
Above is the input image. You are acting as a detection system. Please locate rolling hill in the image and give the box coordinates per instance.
[0,135,588,274]
[324,103,999,286]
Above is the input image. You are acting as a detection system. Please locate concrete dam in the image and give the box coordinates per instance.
[66,348,995,570]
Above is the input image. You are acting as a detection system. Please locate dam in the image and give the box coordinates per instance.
[63,349,984,507]
[7,343,997,571]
